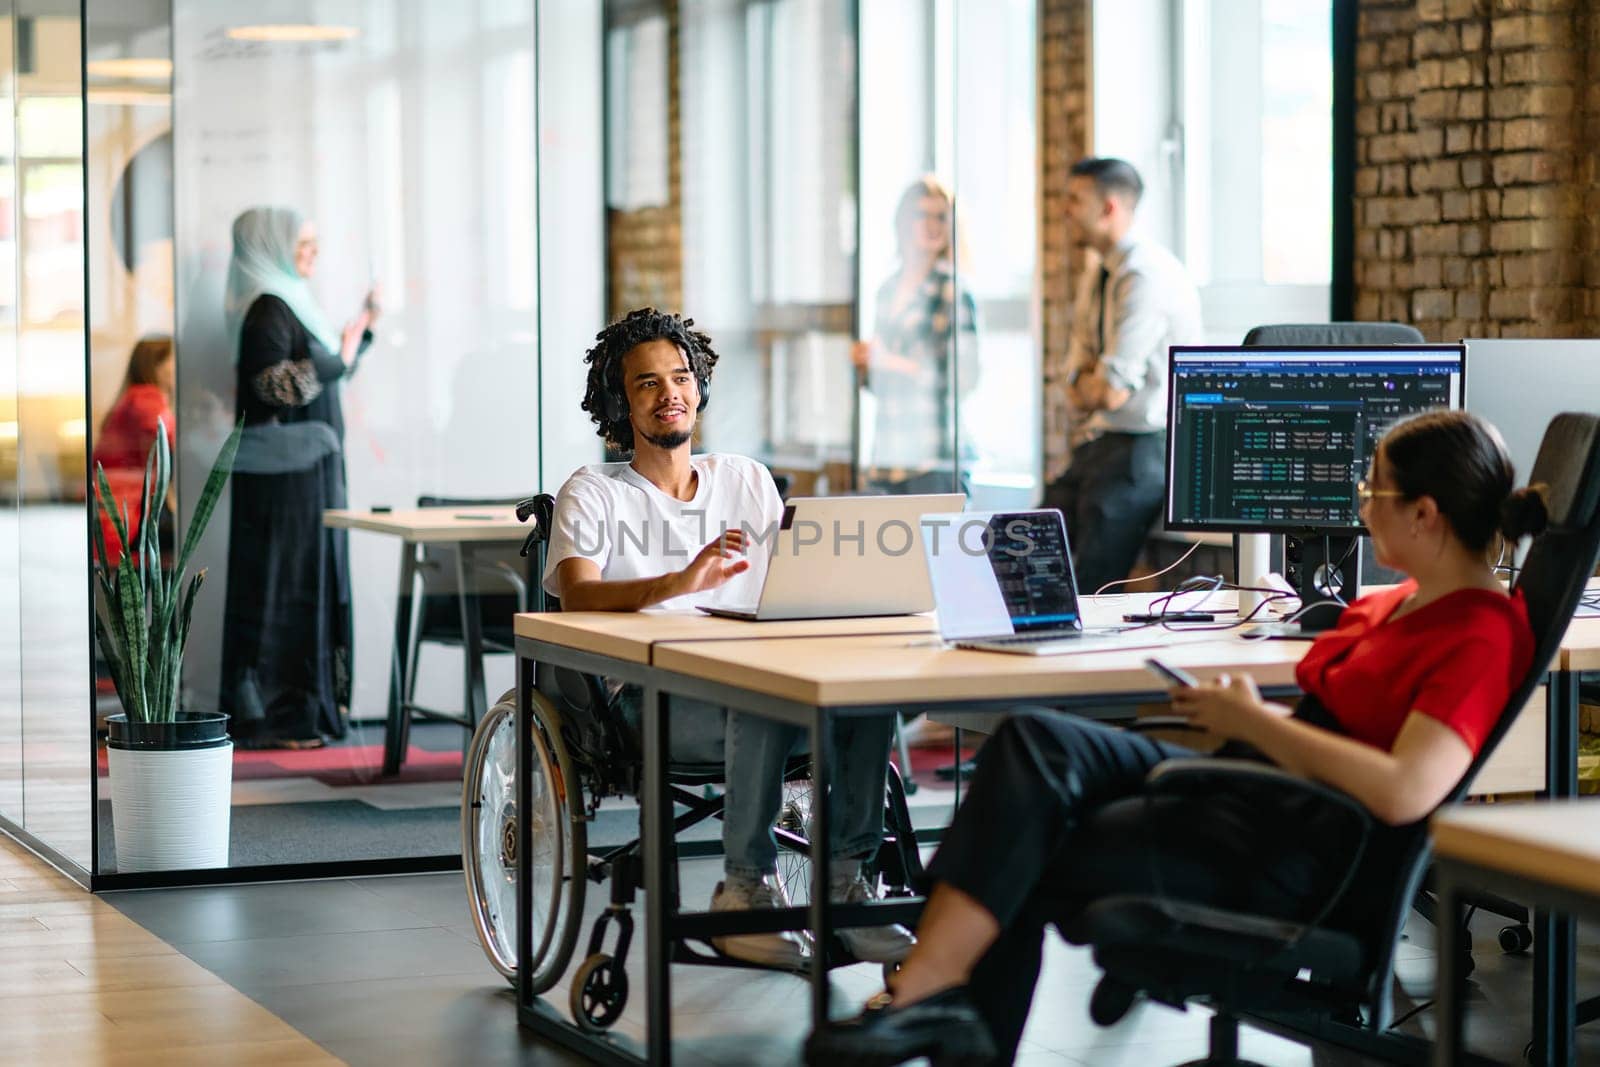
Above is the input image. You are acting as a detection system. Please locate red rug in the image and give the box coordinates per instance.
[894,742,980,784]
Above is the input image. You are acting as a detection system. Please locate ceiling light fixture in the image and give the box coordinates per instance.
[85,58,172,81]
[225,24,360,43]
[87,88,173,108]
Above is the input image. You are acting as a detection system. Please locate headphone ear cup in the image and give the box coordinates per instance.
[604,388,624,426]
[696,374,710,412]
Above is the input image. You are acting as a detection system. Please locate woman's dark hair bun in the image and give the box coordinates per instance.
[1500,484,1550,542]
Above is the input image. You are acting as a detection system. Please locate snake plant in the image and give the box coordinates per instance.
[92,418,242,724]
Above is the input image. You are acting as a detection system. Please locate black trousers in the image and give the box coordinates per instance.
[925,712,1346,1061]
[1041,431,1167,595]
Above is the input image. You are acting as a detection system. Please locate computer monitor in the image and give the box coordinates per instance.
[1165,344,1465,629]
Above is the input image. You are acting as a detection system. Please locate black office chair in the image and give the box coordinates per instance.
[387,495,529,765]
[1066,412,1600,1065]
[461,493,925,1032]
[1241,322,1425,590]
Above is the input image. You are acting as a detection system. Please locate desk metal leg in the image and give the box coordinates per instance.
[809,708,834,1035]
[1534,669,1580,1066]
[643,685,673,1065]
[516,656,535,1022]
[1433,872,1467,1066]
[456,542,489,756]
[383,544,419,776]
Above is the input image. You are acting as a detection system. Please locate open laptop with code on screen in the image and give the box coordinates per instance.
[920,509,1199,656]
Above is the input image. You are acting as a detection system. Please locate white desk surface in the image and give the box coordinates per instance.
[1433,799,1600,898]
[323,506,530,543]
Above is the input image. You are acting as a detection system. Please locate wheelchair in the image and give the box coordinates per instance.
[461,494,924,1033]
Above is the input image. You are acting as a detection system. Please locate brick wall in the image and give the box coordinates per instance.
[1039,0,1093,483]
[607,0,684,320]
[1353,0,1596,339]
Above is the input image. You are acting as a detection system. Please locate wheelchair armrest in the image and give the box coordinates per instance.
[1146,758,1372,829]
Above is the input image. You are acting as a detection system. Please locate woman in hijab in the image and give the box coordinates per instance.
[220,206,378,749]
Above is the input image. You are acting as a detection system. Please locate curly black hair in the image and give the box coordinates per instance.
[582,307,719,452]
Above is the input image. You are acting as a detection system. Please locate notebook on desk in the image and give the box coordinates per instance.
[920,508,1190,656]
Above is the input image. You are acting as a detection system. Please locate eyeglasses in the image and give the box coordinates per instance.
[1356,479,1405,504]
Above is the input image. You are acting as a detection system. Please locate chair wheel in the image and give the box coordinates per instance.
[570,953,628,1032]
[1499,923,1533,954]
[1089,976,1138,1026]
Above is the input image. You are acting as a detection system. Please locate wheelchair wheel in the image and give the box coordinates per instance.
[461,690,588,992]
[774,778,814,905]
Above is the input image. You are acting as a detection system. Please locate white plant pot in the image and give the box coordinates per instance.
[106,713,232,872]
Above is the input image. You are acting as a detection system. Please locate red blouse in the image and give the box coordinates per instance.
[1294,580,1533,756]
[92,384,175,565]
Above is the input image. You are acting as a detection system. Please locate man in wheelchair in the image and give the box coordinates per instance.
[806,411,1551,1064]
[543,307,914,969]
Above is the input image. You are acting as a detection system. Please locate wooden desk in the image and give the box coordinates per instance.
[653,632,1303,710]
[513,609,935,666]
[514,604,1308,1066]
[325,506,534,774]
[1433,800,1600,1067]
[324,505,529,542]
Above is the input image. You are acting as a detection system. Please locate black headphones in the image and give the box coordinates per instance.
[603,350,711,425]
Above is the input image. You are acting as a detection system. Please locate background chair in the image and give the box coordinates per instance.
[388,495,529,764]
[1067,412,1600,1065]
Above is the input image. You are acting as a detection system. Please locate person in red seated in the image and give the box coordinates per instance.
[93,336,175,566]
[807,410,1547,1066]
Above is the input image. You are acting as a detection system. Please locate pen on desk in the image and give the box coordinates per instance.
[454,513,496,520]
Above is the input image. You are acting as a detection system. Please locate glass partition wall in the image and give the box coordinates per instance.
[4,0,1041,885]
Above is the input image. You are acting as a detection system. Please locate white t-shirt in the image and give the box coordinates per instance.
[542,453,785,612]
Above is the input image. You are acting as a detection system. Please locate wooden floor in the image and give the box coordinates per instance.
[0,831,337,1066]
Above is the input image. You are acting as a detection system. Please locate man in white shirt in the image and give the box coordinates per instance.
[544,307,912,969]
[1042,158,1204,594]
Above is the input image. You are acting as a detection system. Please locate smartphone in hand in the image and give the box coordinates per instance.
[1145,657,1198,689]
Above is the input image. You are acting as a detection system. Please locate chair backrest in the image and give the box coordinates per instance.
[1241,322,1428,587]
[413,494,529,642]
[1339,412,1600,1027]
[1241,322,1426,347]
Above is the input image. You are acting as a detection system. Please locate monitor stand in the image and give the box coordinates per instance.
[1256,533,1362,641]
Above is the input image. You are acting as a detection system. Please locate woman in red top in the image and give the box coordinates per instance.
[93,337,176,566]
[809,410,1548,1066]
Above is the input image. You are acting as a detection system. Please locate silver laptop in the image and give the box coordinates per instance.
[921,509,1173,656]
[699,493,964,621]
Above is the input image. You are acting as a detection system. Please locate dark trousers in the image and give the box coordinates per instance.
[925,713,1342,1061]
[1041,432,1167,595]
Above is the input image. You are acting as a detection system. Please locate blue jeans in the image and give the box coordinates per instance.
[613,687,894,879]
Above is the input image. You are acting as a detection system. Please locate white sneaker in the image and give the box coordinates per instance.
[710,876,810,970]
[830,866,916,964]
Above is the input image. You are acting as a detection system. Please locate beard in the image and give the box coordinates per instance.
[639,427,693,450]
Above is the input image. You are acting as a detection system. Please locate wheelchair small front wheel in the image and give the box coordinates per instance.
[571,952,629,1032]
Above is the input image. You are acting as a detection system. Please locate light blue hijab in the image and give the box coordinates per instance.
[223,206,340,361]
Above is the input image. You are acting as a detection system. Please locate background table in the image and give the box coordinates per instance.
[325,506,533,774]
[1433,800,1600,1067]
